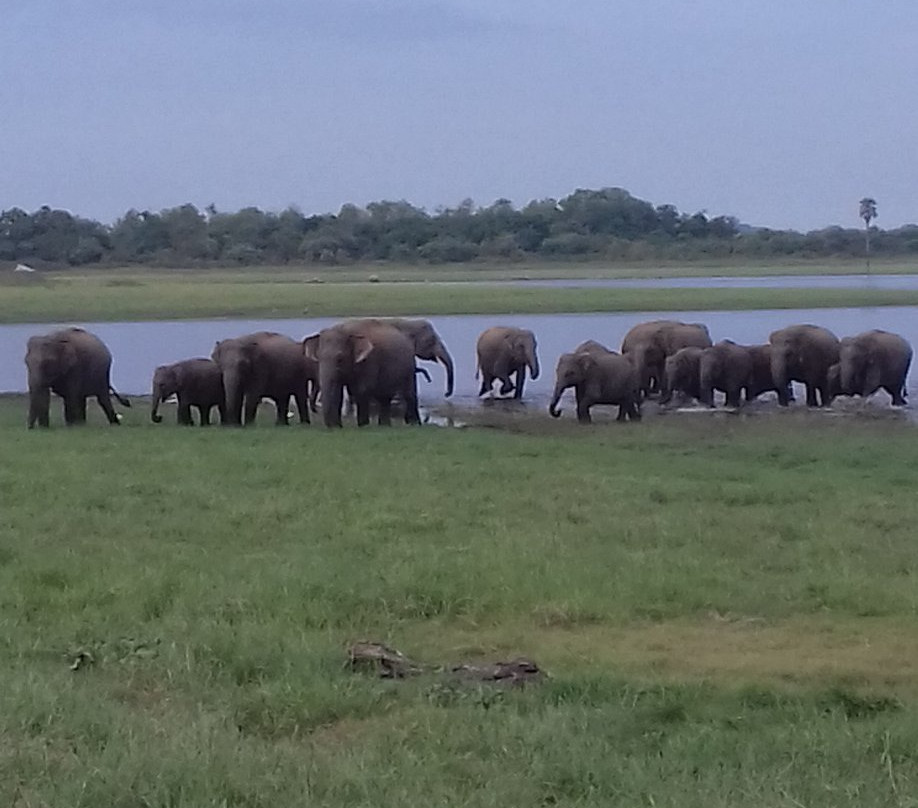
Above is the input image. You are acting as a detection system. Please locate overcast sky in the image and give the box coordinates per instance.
[2,1,915,230]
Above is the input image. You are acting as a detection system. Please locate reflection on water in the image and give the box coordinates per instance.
[2,308,916,410]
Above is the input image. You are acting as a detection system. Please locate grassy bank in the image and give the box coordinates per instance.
[2,395,918,805]
[3,265,918,322]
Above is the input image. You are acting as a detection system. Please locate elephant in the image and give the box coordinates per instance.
[476,327,540,399]
[24,327,130,428]
[745,344,794,403]
[151,358,225,426]
[698,340,754,408]
[345,318,454,398]
[573,339,616,356]
[548,349,641,423]
[659,346,705,405]
[827,330,912,405]
[621,320,712,398]
[211,332,317,426]
[303,320,420,428]
[769,324,840,407]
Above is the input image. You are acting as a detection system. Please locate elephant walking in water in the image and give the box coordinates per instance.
[476,326,540,400]
[212,332,316,426]
[151,358,225,425]
[828,330,912,405]
[304,320,420,428]
[25,327,130,428]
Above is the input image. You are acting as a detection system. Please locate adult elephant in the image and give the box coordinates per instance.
[476,326,540,399]
[769,324,840,407]
[345,318,454,398]
[211,332,316,426]
[621,320,712,398]
[303,320,420,428]
[659,346,705,406]
[151,358,225,426]
[549,348,640,423]
[24,327,130,428]
[699,340,753,408]
[828,330,912,405]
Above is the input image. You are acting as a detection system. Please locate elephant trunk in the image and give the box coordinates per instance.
[319,370,344,428]
[150,388,164,424]
[223,372,244,426]
[548,380,567,417]
[527,344,540,381]
[840,361,858,396]
[435,343,455,398]
[28,384,49,429]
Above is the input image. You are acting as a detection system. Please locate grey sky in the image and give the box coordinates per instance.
[2,1,915,230]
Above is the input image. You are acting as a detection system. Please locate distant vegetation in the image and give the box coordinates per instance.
[2,188,917,268]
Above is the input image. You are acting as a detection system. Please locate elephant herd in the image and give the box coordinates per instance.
[548,320,912,423]
[23,318,912,429]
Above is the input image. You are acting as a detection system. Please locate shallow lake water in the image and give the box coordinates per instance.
[3,309,916,415]
[511,274,918,290]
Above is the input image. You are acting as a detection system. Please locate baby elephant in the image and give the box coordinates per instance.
[549,346,641,423]
[151,358,225,426]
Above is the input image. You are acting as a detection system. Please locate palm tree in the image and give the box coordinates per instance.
[859,197,877,271]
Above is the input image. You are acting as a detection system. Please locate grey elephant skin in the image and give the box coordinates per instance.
[828,329,912,405]
[24,327,130,428]
[745,344,793,403]
[304,320,421,428]
[476,326,540,399]
[621,320,712,398]
[345,318,454,398]
[549,341,640,423]
[659,346,705,405]
[769,324,840,407]
[699,340,754,408]
[151,358,225,426]
[212,332,316,426]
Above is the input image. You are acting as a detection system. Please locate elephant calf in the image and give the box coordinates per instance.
[549,347,641,423]
[659,347,704,406]
[151,358,225,425]
[699,340,753,408]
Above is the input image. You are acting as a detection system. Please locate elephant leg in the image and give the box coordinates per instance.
[355,397,371,427]
[402,387,421,425]
[478,374,493,397]
[95,391,118,424]
[294,390,310,424]
[498,375,514,396]
[804,384,819,407]
[177,399,194,425]
[199,405,211,426]
[217,402,227,425]
[886,385,907,405]
[63,395,78,425]
[725,387,742,408]
[243,396,260,425]
[513,368,525,399]
[376,397,392,426]
[273,396,290,426]
[575,398,592,424]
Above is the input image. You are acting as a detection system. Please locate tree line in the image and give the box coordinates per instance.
[2,188,916,268]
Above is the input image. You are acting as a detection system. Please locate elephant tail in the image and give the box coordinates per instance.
[110,386,131,408]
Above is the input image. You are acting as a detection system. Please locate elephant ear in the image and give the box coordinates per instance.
[351,335,374,365]
[302,334,321,361]
[170,364,185,389]
[576,353,597,373]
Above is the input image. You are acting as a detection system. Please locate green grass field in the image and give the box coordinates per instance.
[2,259,917,322]
[2,394,918,806]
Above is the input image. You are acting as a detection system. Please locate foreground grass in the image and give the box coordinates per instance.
[2,261,918,322]
[2,396,918,805]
